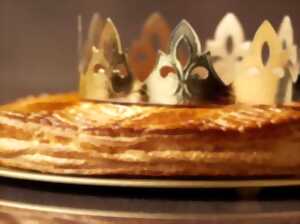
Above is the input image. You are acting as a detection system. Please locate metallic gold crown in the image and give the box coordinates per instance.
[79,13,299,106]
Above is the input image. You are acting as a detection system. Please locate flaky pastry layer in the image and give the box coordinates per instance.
[0,93,300,176]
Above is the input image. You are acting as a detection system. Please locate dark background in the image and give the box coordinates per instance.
[0,0,300,103]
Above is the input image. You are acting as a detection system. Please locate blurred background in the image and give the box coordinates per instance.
[0,0,300,103]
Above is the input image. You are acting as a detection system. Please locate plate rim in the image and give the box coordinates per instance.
[1,167,300,188]
[1,199,300,220]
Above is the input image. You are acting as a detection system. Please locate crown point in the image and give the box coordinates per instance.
[178,19,190,25]
[278,15,299,83]
[282,15,292,24]
[259,20,276,32]
[104,18,118,33]
[251,20,281,57]
[147,12,163,21]
[106,17,113,23]
[223,12,239,21]
[78,13,104,74]
[144,12,165,29]
[214,13,244,39]
[100,18,123,58]
[142,12,171,47]
[171,19,201,56]
[279,16,294,41]
[92,12,101,21]
[175,19,197,35]
[104,18,120,35]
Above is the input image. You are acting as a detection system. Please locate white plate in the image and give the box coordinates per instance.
[0,167,300,188]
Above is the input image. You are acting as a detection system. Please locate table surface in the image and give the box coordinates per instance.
[1,177,300,223]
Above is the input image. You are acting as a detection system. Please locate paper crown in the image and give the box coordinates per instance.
[79,13,299,106]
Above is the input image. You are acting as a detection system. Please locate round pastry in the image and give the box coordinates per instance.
[0,93,300,176]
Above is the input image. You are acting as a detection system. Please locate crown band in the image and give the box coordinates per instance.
[79,13,299,106]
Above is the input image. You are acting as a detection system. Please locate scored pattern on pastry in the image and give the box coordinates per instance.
[1,94,300,176]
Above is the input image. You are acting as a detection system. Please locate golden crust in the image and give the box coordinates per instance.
[1,93,300,176]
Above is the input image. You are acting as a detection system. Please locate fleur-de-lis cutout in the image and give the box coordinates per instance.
[278,16,299,82]
[128,13,171,81]
[80,18,133,100]
[206,13,250,85]
[145,52,179,104]
[146,20,229,105]
[233,21,291,105]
